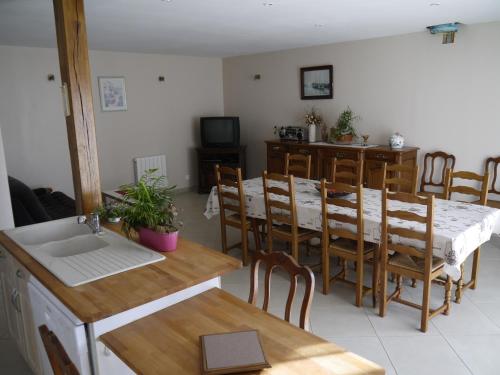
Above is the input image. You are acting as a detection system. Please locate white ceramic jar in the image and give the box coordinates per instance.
[389,132,405,149]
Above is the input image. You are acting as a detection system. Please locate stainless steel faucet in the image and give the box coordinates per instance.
[77,212,102,234]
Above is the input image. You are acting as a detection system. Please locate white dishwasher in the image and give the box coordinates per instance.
[28,279,91,375]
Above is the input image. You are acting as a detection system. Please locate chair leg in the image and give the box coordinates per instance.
[241,228,249,266]
[355,258,364,307]
[266,229,273,253]
[322,245,330,295]
[251,219,261,251]
[341,259,348,280]
[444,275,452,316]
[421,276,431,333]
[471,247,480,290]
[379,265,387,317]
[455,263,464,303]
[411,278,417,288]
[372,250,379,308]
[396,275,402,298]
[220,223,228,254]
[291,240,299,262]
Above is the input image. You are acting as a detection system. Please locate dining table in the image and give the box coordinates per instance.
[205,177,500,280]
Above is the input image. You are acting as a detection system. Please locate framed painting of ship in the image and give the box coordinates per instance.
[300,65,333,100]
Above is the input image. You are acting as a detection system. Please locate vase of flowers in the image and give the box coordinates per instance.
[120,169,182,252]
[332,106,360,143]
[305,107,323,143]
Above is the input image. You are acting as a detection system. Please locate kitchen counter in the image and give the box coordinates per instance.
[0,229,241,323]
[101,288,385,375]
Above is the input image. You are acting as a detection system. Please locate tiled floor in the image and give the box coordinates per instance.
[177,192,500,375]
[2,191,500,374]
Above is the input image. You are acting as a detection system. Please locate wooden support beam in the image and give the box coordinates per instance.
[53,0,101,214]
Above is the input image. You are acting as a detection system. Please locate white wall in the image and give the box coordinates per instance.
[0,45,224,196]
[0,126,14,230]
[223,22,500,178]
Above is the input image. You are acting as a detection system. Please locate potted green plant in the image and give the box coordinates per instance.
[120,169,182,252]
[332,107,360,143]
[96,203,124,223]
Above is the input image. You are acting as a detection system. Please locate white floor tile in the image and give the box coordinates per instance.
[472,302,500,327]
[447,335,500,375]
[433,296,500,336]
[329,337,397,375]
[381,336,471,375]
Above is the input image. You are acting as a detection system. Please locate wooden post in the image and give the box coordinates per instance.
[53,0,101,214]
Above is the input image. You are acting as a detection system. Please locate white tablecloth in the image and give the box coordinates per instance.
[205,177,500,280]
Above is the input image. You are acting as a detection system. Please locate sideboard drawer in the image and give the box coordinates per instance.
[365,151,397,163]
[267,144,288,153]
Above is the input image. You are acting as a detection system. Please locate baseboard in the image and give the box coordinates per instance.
[174,186,196,194]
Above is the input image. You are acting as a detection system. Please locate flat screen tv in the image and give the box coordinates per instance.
[200,117,240,148]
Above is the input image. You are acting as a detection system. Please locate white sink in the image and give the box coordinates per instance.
[9,219,93,246]
[38,235,109,258]
[5,217,165,287]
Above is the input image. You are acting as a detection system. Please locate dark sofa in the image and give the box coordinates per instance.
[8,176,76,227]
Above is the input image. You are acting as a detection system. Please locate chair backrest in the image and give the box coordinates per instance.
[248,250,314,330]
[285,153,311,179]
[330,158,364,185]
[443,168,489,206]
[485,157,500,197]
[39,325,80,375]
[320,178,364,250]
[215,164,246,222]
[262,171,297,231]
[420,151,456,194]
[382,163,419,194]
[381,189,434,267]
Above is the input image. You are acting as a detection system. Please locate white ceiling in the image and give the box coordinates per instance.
[0,0,499,57]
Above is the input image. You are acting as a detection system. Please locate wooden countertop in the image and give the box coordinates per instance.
[265,139,419,152]
[0,229,241,323]
[101,288,385,375]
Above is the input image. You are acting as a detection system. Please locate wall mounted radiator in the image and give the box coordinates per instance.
[133,155,168,185]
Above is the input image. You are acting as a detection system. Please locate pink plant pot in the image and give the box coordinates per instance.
[138,228,178,252]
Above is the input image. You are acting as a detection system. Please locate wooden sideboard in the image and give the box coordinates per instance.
[266,140,419,190]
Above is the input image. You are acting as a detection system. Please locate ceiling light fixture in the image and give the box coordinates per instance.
[262,2,274,6]
[429,2,441,6]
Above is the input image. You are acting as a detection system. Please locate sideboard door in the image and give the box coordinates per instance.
[364,160,385,189]
[267,143,288,174]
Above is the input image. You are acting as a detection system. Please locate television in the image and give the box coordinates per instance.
[200,117,240,148]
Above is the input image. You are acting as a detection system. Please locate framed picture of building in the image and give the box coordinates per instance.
[300,65,333,100]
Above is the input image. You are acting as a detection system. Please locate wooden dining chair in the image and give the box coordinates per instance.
[249,250,314,331]
[215,165,262,266]
[484,156,500,208]
[443,168,489,302]
[379,190,452,332]
[320,178,378,307]
[262,171,319,262]
[284,153,312,179]
[331,158,364,185]
[420,151,456,199]
[39,325,80,375]
[382,163,419,194]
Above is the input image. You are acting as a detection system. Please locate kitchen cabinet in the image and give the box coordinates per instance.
[266,140,419,191]
[0,246,41,374]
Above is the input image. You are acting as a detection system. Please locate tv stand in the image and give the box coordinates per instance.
[197,146,246,193]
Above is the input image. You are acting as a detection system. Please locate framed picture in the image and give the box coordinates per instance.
[98,76,128,111]
[300,65,333,100]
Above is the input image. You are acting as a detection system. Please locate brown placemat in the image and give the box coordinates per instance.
[200,330,271,374]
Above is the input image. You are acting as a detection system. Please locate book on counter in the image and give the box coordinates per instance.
[200,330,271,374]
